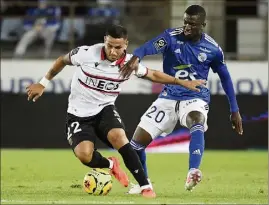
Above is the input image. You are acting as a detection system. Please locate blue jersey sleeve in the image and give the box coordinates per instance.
[133,29,171,60]
[211,46,239,112]
[210,46,226,73]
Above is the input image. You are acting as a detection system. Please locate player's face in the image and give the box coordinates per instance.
[104,35,128,62]
[183,13,205,41]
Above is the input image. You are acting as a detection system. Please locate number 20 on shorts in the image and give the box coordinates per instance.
[145,106,165,123]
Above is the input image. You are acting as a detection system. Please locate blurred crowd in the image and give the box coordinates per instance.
[1,0,267,59]
[1,0,126,58]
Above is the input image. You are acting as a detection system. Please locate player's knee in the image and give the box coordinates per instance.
[186,111,205,128]
[75,148,94,164]
[107,128,128,150]
[132,126,152,147]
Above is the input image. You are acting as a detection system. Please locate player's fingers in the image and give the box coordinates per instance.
[126,71,132,78]
[238,120,243,135]
[122,69,131,79]
[28,93,34,101]
[33,94,40,102]
[234,123,240,133]
[231,121,235,129]
[200,83,207,88]
[193,87,200,92]
[198,79,206,84]
[192,80,206,88]
[119,68,127,78]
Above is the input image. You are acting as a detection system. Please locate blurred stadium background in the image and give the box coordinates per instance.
[1,0,268,204]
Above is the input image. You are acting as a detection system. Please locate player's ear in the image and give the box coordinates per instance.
[104,36,107,43]
[202,22,206,27]
[125,40,129,47]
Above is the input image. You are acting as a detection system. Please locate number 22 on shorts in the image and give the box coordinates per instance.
[67,121,82,145]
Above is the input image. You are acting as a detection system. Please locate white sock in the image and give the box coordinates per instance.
[147,178,153,189]
[108,159,114,169]
[140,184,152,190]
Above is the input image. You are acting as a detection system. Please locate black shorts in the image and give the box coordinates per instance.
[66,105,125,150]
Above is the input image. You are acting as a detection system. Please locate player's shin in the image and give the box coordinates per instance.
[189,124,205,170]
[82,150,111,168]
[130,139,148,178]
[118,143,151,189]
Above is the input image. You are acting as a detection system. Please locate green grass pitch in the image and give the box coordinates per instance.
[1,149,268,204]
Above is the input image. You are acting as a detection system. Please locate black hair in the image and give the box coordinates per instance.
[185,5,206,21]
[105,24,128,39]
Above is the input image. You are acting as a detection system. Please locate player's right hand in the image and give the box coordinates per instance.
[119,56,139,79]
[26,83,45,102]
[230,111,243,135]
[181,79,206,92]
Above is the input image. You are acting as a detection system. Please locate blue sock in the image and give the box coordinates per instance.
[130,140,148,178]
[136,149,148,178]
[189,124,205,170]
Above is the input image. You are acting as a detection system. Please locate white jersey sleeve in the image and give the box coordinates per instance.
[69,46,90,66]
[135,63,148,78]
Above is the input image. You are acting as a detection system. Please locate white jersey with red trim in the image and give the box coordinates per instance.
[67,43,148,117]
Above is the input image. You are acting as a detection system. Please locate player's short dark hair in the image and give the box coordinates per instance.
[185,5,206,21]
[105,25,128,39]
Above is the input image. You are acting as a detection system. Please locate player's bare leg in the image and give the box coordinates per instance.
[73,141,127,187]
[129,126,154,195]
[108,128,156,198]
[185,111,205,191]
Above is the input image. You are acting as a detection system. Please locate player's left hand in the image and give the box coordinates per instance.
[119,56,139,79]
[181,79,206,92]
[230,111,243,135]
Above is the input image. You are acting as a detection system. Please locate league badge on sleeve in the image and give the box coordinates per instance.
[70,47,80,56]
[154,38,167,51]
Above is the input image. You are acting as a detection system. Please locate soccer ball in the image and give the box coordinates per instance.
[83,168,113,196]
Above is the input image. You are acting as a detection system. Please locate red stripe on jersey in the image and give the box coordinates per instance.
[81,67,127,82]
[78,79,120,95]
[101,47,127,67]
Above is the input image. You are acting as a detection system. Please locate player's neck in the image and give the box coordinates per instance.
[190,35,202,43]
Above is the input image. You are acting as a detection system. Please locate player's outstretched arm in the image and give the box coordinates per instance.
[120,30,171,78]
[144,69,206,92]
[26,53,71,102]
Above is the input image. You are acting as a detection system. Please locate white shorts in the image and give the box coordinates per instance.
[138,98,209,139]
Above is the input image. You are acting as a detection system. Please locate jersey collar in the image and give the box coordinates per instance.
[101,47,126,67]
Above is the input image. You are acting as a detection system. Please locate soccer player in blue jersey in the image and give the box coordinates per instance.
[120,5,243,193]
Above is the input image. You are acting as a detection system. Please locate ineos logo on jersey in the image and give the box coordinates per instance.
[84,77,120,91]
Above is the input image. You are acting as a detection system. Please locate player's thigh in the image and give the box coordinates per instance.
[95,105,126,149]
[178,99,209,131]
[138,98,178,140]
[66,113,97,151]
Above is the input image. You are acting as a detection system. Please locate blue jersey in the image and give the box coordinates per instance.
[134,27,227,104]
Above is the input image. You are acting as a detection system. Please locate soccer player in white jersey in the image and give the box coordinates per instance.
[26,24,206,198]
[120,5,243,194]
